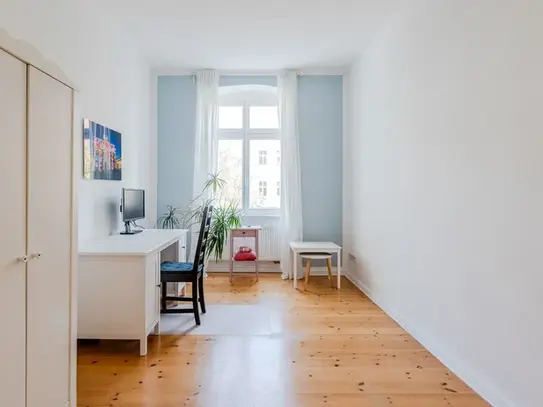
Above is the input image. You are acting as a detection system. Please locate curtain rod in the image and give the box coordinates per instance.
[156,68,345,76]
[187,71,298,76]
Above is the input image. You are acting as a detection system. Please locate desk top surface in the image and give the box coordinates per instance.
[290,241,342,251]
[79,229,189,256]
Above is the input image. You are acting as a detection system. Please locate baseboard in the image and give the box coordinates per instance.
[345,270,513,407]
[345,269,371,295]
[206,260,280,273]
[206,261,341,276]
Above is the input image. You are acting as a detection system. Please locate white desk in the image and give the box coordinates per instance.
[78,229,188,355]
[290,242,342,289]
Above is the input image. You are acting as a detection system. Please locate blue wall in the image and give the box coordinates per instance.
[157,76,197,217]
[298,76,343,244]
[157,75,343,245]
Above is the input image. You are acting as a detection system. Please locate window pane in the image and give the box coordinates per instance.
[217,140,243,205]
[250,106,279,129]
[258,150,267,165]
[249,140,281,208]
[219,106,243,129]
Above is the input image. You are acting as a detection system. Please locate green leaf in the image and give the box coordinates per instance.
[158,172,243,260]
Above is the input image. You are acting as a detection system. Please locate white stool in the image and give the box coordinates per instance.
[299,252,333,290]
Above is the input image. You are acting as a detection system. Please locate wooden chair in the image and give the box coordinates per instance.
[300,252,333,290]
[160,205,213,325]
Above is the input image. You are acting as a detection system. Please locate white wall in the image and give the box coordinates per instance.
[345,1,543,406]
[0,0,154,244]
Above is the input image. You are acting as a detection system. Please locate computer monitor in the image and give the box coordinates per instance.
[121,188,145,234]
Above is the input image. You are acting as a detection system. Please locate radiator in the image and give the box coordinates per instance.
[190,227,281,261]
[223,227,281,261]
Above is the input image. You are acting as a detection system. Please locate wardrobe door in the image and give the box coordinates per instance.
[0,49,28,407]
[26,66,72,407]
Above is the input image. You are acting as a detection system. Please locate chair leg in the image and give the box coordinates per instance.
[326,258,333,287]
[161,282,167,312]
[192,279,201,325]
[198,273,206,314]
[304,259,311,291]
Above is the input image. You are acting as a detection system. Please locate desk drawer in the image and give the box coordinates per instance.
[145,253,160,330]
[178,235,187,262]
[231,229,258,238]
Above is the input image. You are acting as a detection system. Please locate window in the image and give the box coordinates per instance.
[219,106,243,129]
[217,140,243,204]
[259,181,267,197]
[258,150,267,165]
[217,85,280,213]
[276,181,281,196]
[250,106,279,129]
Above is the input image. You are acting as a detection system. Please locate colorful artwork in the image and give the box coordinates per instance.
[83,119,122,180]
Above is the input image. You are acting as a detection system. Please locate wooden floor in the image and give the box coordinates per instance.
[78,274,488,407]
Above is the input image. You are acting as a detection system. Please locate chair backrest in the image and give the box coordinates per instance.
[193,205,213,273]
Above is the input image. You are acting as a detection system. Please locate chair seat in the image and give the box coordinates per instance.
[300,252,333,260]
[161,261,193,273]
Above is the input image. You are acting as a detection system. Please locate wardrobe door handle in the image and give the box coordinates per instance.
[31,252,42,259]
[18,255,28,263]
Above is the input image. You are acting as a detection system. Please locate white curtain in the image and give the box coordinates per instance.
[193,70,220,200]
[278,71,303,280]
[191,70,219,259]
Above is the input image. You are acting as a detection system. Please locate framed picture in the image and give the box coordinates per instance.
[83,119,122,180]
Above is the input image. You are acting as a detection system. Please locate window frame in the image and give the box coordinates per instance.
[258,150,268,165]
[218,85,280,216]
[258,181,268,197]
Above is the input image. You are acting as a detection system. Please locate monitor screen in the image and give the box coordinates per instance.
[122,189,145,221]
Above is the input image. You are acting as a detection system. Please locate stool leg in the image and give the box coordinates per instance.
[304,259,311,291]
[326,258,333,287]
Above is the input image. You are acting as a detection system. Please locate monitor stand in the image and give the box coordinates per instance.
[120,221,143,235]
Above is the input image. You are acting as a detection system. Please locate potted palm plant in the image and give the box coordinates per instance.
[156,172,243,261]
[207,201,242,261]
[156,205,184,229]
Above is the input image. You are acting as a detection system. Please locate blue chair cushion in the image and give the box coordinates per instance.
[161,261,193,273]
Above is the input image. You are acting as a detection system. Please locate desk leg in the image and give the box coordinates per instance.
[153,321,160,335]
[293,250,298,289]
[140,336,148,356]
[337,249,341,290]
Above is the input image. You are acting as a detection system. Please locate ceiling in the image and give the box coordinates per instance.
[97,0,400,70]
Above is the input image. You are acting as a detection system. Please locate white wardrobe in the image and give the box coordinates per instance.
[0,47,76,407]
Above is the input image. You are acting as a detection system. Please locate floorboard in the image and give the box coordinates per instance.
[77,274,489,407]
